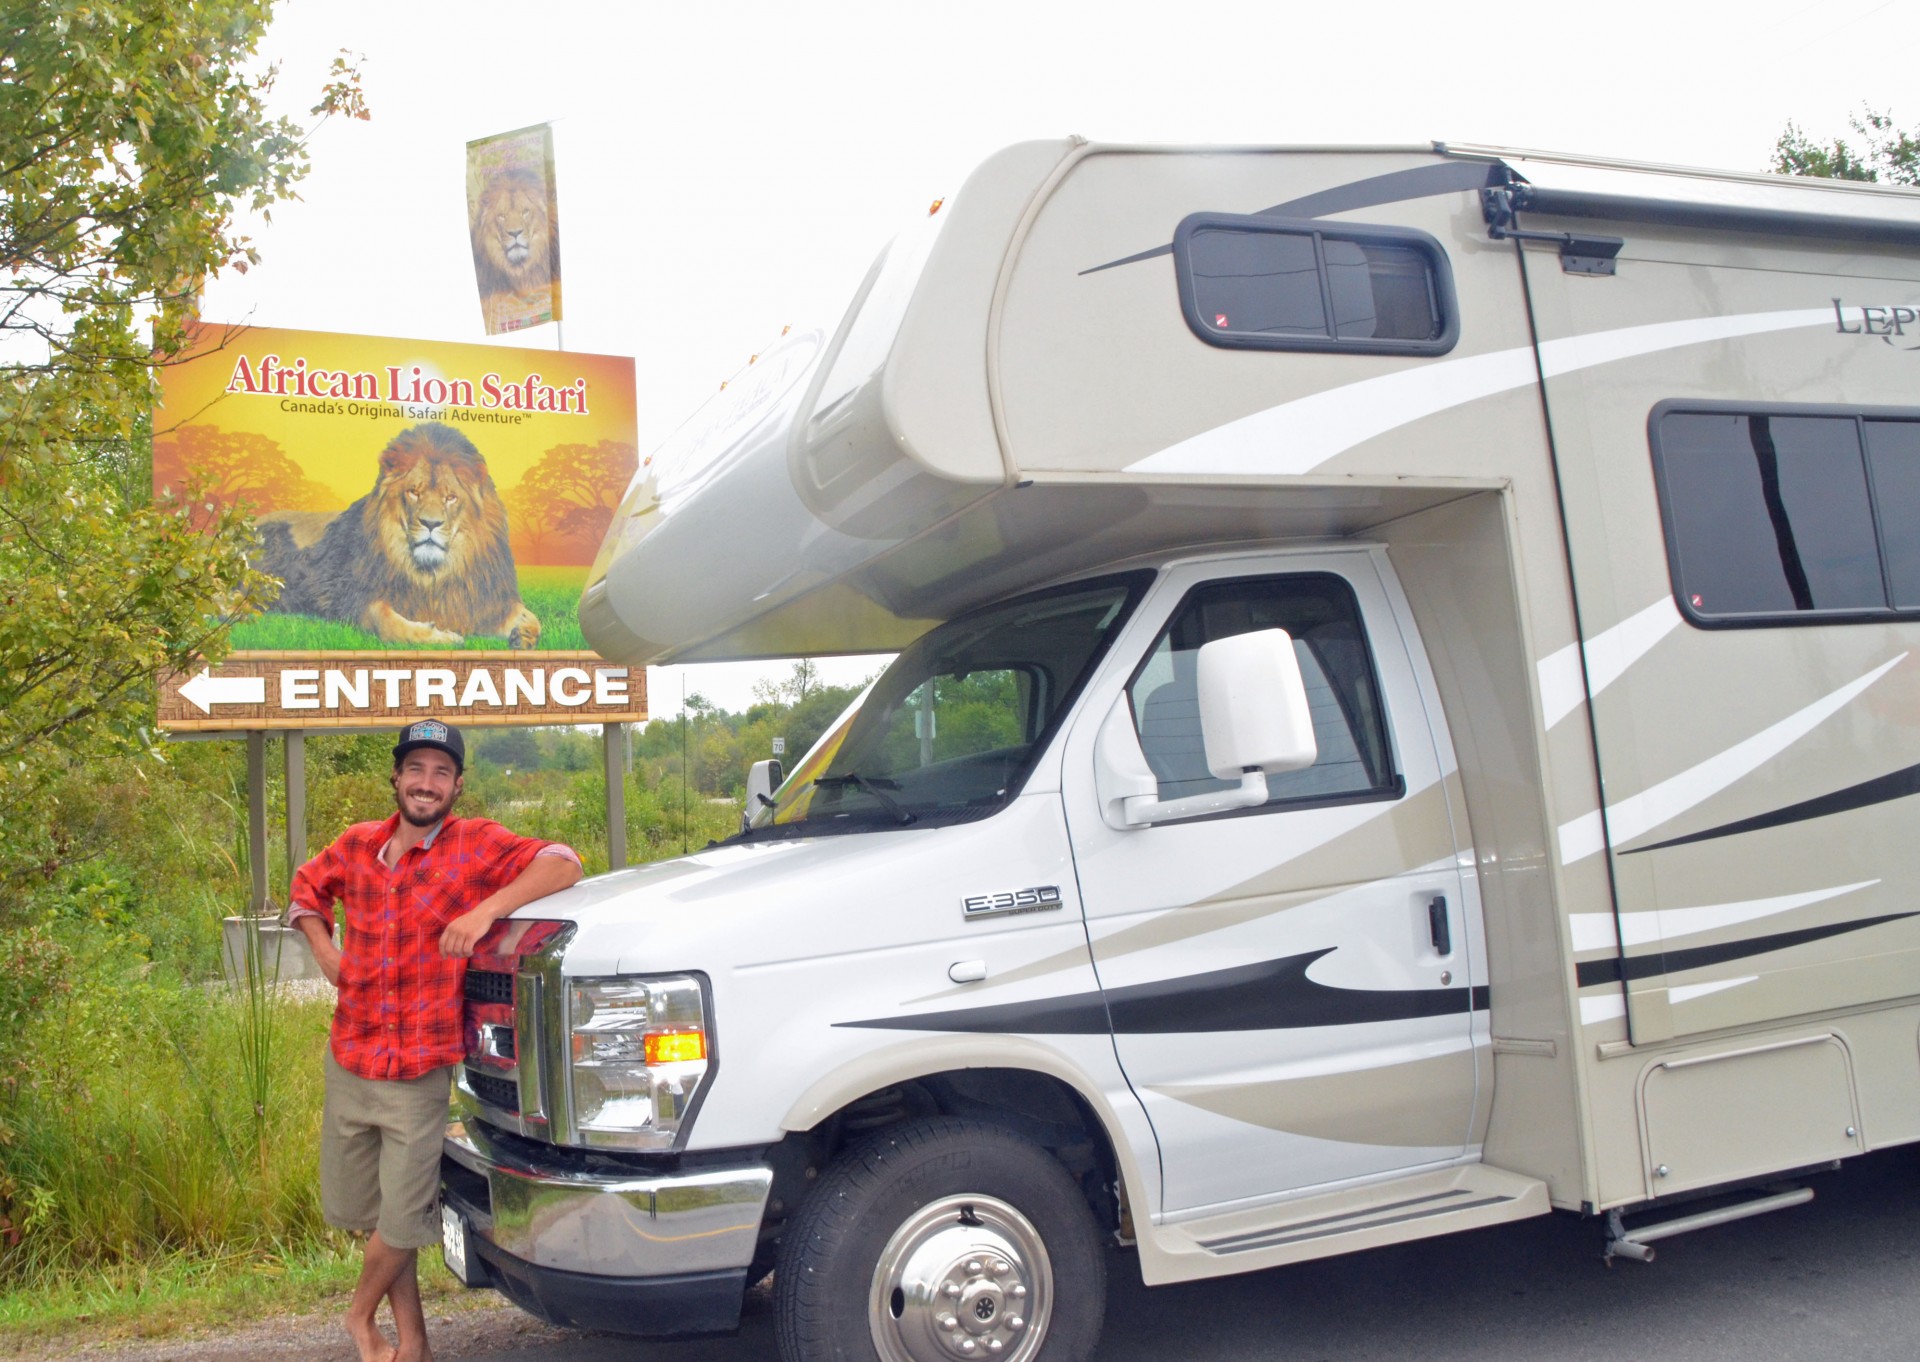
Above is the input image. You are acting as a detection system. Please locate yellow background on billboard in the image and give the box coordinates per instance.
[157,322,634,508]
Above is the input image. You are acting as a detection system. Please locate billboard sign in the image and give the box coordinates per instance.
[154,321,644,731]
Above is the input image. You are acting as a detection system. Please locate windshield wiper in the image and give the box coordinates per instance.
[813,773,916,825]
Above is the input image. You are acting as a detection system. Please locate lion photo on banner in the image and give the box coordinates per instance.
[466,124,563,336]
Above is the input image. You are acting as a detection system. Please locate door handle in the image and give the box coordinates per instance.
[949,960,988,984]
[1427,895,1452,956]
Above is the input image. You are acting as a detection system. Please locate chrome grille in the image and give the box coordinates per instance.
[464,1066,520,1114]
[465,968,514,1005]
[459,921,575,1142]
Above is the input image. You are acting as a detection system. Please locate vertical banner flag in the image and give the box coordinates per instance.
[466,124,563,336]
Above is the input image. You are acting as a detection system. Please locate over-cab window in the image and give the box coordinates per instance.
[1127,574,1400,813]
[1172,213,1458,356]
[1651,402,1920,625]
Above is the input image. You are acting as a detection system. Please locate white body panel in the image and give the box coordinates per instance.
[1059,549,1483,1215]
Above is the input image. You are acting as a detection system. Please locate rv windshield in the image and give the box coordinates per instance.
[742,576,1145,837]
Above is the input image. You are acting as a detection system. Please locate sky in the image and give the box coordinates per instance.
[199,0,1920,717]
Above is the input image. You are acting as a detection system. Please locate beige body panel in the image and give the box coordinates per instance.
[1515,208,1920,1206]
[585,141,1920,1243]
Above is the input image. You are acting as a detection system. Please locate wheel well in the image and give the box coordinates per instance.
[761,1069,1124,1247]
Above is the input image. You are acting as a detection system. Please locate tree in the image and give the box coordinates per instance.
[152,425,340,527]
[1773,108,1919,185]
[503,439,637,564]
[752,659,821,707]
[471,725,539,771]
[0,1,366,905]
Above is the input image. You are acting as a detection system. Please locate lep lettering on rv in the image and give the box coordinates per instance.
[1831,298,1920,336]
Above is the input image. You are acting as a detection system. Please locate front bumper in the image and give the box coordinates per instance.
[441,1114,773,1335]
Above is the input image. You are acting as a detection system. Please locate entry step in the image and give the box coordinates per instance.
[1146,1164,1549,1282]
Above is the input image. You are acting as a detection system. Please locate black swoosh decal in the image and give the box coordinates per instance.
[836,949,1487,1035]
[1624,762,1920,855]
[1575,912,1919,989]
[1079,161,1509,276]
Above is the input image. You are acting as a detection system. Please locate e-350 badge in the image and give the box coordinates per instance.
[962,885,1063,921]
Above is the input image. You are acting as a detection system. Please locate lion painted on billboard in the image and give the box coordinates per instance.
[257,423,542,648]
[470,165,560,334]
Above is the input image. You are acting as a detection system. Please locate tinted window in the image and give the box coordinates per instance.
[1175,213,1455,356]
[1188,227,1324,337]
[1325,240,1442,341]
[1865,420,1920,608]
[1127,574,1396,810]
[1653,406,1920,625]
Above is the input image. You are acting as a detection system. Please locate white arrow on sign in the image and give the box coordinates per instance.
[177,669,266,715]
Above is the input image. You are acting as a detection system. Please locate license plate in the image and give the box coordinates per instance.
[441,1204,475,1285]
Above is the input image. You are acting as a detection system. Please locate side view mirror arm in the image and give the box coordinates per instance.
[1121,769,1269,826]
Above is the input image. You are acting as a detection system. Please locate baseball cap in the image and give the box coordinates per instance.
[393,718,465,772]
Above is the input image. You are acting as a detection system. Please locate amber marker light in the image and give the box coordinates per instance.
[929,198,944,215]
[644,1029,708,1065]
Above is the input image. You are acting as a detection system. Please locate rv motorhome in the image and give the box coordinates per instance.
[439,138,1920,1362]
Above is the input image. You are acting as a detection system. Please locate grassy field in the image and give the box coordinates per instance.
[230,565,588,651]
[0,1241,452,1346]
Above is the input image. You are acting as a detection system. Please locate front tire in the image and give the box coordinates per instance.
[774,1117,1106,1362]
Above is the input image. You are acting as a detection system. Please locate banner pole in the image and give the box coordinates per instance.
[284,731,307,889]
[603,721,627,870]
[247,730,269,916]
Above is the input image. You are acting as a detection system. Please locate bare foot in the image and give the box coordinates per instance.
[346,1311,397,1362]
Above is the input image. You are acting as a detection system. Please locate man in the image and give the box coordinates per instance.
[289,719,581,1362]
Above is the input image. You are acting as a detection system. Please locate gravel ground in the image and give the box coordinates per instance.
[3,1299,587,1362]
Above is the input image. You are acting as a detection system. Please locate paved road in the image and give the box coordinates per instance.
[454,1145,1920,1362]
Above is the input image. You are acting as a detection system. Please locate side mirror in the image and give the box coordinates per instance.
[742,758,785,833]
[1196,628,1317,779]
[1094,629,1317,829]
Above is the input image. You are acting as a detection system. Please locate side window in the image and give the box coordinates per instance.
[1651,403,1920,625]
[1172,213,1457,357]
[1863,419,1920,608]
[1126,574,1399,810]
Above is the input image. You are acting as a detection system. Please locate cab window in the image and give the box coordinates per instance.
[1127,573,1400,809]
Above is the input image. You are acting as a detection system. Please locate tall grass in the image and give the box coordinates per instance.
[0,950,334,1283]
[0,722,746,1300]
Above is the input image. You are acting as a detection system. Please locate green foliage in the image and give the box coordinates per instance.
[471,725,540,770]
[0,0,367,912]
[1774,108,1920,185]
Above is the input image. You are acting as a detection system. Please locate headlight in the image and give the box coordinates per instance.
[566,974,711,1149]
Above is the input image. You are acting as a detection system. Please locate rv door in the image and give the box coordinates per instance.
[1062,549,1486,1216]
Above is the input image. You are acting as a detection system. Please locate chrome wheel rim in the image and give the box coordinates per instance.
[869,1193,1052,1362]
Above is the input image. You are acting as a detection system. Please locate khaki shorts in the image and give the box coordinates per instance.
[321,1051,455,1250]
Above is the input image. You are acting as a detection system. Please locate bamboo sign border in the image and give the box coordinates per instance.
[157,650,647,732]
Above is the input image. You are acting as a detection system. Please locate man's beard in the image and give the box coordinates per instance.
[395,786,457,827]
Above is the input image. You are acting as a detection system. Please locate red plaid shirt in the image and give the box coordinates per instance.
[289,813,573,1080]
